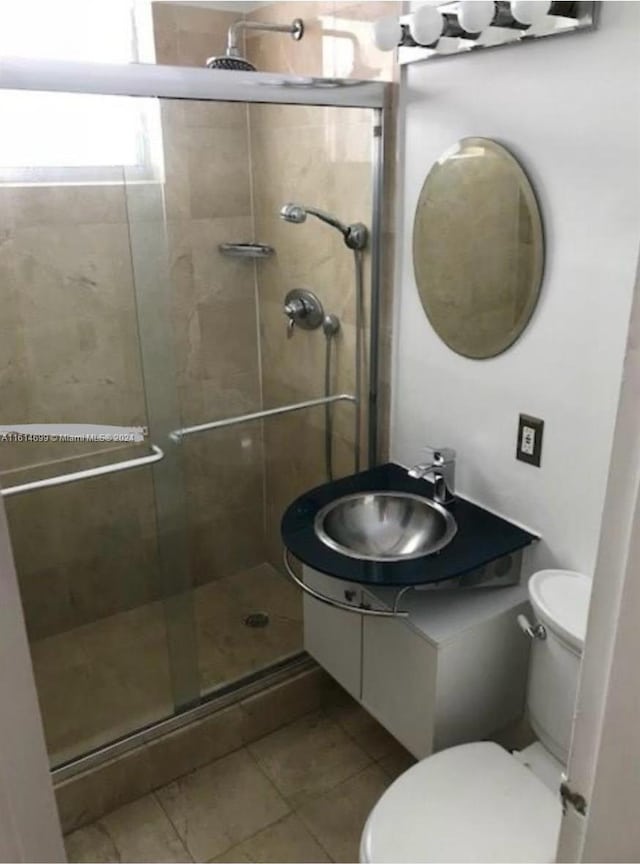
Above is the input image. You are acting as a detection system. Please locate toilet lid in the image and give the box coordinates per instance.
[528,569,591,652]
[360,742,562,863]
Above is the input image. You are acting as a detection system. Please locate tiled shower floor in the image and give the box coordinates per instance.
[31,563,303,766]
[64,700,416,863]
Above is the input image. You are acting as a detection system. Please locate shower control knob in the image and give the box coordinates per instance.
[285,297,306,318]
[283,288,325,337]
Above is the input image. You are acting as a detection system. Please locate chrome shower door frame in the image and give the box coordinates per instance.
[0,57,390,774]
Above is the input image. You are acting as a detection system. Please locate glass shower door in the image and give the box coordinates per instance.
[156,97,373,700]
[0,89,198,766]
[0,83,376,766]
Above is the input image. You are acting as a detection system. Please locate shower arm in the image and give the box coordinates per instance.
[304,206,350,237]
[304,206,369,251]
[227,19,304,56]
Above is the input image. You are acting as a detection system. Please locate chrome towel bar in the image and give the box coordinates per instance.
[283,547,410,618]
[0,444,164,497]
[172,394,356,440]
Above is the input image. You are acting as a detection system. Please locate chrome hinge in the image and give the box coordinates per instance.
[560,781,588,816]
[373,124,382,137]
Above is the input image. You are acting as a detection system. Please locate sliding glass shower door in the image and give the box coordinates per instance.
[0,89,197,766]
[0,84,376,768]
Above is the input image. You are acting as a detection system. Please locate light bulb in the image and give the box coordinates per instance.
[409,5,445,46]
[437,37,462,54]
[373,16,402,51]
[458,1,496,33]
[510,1,551,25]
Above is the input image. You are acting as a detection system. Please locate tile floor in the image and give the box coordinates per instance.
[32,563,302,765]
[64,700,416,863]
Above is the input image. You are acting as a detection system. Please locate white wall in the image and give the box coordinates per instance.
[391,2,640,576]
[0,495,65,862]
[555,248,640,862]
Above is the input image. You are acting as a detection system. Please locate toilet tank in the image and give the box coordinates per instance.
[525,570,591,764]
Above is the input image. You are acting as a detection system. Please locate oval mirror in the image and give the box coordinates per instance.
[413,137,544,359]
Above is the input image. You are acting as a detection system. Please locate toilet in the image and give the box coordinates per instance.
[360,569,591,863]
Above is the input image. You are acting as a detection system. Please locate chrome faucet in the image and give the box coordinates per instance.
[408,447,456,505]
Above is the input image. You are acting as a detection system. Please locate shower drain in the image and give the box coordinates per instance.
[244,612,270,628]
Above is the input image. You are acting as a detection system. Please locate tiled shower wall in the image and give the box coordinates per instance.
[153,3,268,584]
[1,0,398,641]
[152,0,400,574]
[244,1,399,568]
[0,180,157,640]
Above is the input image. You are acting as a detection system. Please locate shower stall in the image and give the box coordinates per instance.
[0,18,388,779]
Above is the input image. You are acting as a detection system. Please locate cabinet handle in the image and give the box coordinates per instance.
[283,548,409,618]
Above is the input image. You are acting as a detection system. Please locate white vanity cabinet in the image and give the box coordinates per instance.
[303,568,364,699]
[303,565,530,758]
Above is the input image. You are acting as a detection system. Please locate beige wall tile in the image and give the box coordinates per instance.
[187,127,251,220]
[55,744,159,834]
[145,703,245,789]
[188,505,266,587]
[2,185,127,227]
[183,428,263,518]
[246,3,330,76]
[153,3,241,67]
[152,2,178,65]
[239,666,343,743]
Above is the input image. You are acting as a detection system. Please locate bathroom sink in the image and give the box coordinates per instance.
[314,491,457,562]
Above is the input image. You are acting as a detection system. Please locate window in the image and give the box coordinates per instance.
[0,0,160,181]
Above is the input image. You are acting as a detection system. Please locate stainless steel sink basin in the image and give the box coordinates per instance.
[314,491,457,562]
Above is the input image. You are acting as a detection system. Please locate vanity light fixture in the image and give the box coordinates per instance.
[458,0,496,33]
[373,15,403,52]
[408,5,446,46]
[511,0,552,24]
[373,1,598,65]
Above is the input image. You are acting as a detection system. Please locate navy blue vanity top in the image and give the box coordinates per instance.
[281,462,537,587]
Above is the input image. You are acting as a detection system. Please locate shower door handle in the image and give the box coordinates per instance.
[0,445,164,497]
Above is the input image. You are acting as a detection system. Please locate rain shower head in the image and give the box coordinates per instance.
[279,202,368,251]
[206,18,303,72]
[206,54,256,71]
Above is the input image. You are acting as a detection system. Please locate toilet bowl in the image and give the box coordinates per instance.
[360,569,591,863]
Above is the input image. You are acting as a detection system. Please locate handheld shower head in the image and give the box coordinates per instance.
[280,203,307,224]
[279,202,368,250]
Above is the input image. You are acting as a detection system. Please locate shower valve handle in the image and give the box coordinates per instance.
[283,289,324,338]
[284,298,305,338]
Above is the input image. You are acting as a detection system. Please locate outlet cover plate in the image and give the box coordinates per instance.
[517,414,544,467]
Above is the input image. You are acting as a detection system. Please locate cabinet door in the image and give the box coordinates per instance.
[302,567,362,699]
[362,616,438,758]
[434,604,530,750]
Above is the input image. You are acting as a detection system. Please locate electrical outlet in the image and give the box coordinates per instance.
[517,414,544,467]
